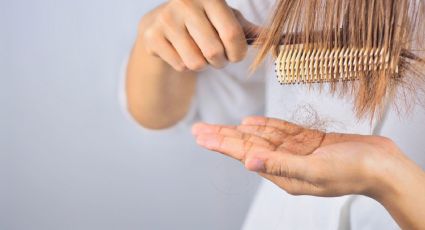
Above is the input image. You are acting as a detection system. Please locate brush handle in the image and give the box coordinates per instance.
[246,37,257,45]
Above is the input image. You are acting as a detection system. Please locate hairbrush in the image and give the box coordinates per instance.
[245,0,424,118]
[245,0,424,86]
[247,29,423,85]
[274,42,401,85]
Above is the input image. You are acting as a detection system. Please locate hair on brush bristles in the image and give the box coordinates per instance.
[252,0,425,120]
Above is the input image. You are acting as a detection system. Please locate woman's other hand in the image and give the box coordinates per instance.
[192,116,425,229]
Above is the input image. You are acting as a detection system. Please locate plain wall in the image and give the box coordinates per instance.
[0,0,260,229]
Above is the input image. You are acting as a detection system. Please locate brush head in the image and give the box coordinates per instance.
[249,0,424,118]
[274,45,400,84]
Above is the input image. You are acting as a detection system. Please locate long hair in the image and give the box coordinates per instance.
[252,0,425,119]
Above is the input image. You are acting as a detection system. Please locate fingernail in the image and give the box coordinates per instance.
[245,158,265,172]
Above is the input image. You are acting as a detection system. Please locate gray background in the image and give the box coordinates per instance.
[0,0,260,229]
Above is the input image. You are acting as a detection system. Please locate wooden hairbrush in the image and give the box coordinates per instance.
[244,0,424,118]
[274,44,397,84]
[247,31,421,85]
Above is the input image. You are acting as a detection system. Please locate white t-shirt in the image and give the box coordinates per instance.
[121,0,425,229]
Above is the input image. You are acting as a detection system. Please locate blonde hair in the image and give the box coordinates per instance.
[253,0,425,119]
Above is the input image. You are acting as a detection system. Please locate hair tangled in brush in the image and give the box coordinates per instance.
[252,0,425,120]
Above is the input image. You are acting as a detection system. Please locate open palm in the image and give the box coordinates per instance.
[192,116,401,197]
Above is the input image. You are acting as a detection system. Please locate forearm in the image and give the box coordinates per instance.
[374,156,425,230]
[126,34,197,130]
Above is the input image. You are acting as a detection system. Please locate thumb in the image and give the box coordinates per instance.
[232,9,263,44]
[245,150,313,180]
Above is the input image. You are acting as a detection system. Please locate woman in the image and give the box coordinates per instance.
[125,0,425,229]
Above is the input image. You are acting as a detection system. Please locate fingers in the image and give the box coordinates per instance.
[193,128,329,196]
[242,116,304,135]
[141,0,258,72]
[243,147,321,181]
[192,118,377,198]
[192,123,237,136]
[195,133,275,161]
[240,117,325,155]
[192,122,289,148]
[192,122,331,196]
[236,125,288,146]
[254,151,313,179]
[193,123,275,161]
[185,8,227,68]
[203,1,248,63]
[163,24,207,72]
[147,36,187,72]
[192,123,274,148]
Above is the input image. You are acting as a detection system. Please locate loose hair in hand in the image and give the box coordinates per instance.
[253,0,425,119]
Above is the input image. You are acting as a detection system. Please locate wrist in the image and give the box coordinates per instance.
[361,140,403,203]
[366,151,418,210]
[369,157,402,204]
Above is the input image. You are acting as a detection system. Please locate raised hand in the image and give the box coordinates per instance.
[138,0,259,71]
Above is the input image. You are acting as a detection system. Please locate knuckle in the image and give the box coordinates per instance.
[204,47,224,61]
[143,28,158,42]
[222,26,243,42]
[145,47,155,56]
[279,162,291,177]
[187,58,207,71]
[142,31,158,56]
[174,63,187,72]
[265,160,277,175]
[228,46,247,63]
[157,10,175,28]
[266,160,288,177]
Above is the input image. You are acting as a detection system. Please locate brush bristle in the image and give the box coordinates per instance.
[275,45,398,84]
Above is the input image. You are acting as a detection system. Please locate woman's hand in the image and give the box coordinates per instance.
[127,0,260,129]
[192,116,425,229]
[192,116,403,197]
[138,0,258,72]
